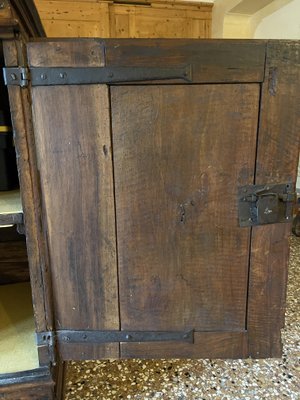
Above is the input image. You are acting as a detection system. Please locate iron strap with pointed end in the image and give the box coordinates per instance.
[36,329,194,346]
[3,65,193,87]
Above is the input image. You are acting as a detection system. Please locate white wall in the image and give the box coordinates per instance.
[254,0,300,39]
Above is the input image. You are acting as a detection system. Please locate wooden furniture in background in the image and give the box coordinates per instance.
[34,0,213,38]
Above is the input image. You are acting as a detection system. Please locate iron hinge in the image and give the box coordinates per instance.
[238,182,296,227]
[37,329,193,346]
[3,65,192,87]
[57,329,194,344]
[3,67,30,87]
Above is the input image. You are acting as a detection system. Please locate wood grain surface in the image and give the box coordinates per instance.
[121,331,248,359]
[247,41,300,358]
[31,85,119,339]
[27,39,266,84]
[111,84,259,340]
[3,40,53,335]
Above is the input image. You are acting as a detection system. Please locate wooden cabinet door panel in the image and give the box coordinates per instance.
[111,84,259,350]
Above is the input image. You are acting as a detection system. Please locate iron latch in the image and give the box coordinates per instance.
[3,65,192,87]
[238,183,296,227]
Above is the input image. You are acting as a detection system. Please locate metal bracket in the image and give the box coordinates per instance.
[3,65,192,87]
[36,331,55,363]
[3,67,29,88]
[238,182,296,227]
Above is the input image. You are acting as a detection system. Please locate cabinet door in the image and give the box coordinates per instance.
[111,84,259,357]
[23,39,299,360]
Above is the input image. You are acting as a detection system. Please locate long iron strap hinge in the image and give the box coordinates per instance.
[3,65,192,87]
[37,329,194,346]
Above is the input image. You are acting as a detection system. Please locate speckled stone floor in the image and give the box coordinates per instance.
[64,236,300,400]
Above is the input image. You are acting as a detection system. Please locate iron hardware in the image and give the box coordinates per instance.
[3,65,192,87]
[37,329,194,345]
[3,67,30,88]
[36,331,56,363]
[238,183,296,227]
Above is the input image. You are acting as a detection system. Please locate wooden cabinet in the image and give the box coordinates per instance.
[34,0,212,38]
[1,7,300,397]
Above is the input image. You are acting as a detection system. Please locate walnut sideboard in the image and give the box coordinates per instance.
[0,9,300,399]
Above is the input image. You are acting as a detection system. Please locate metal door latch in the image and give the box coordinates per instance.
[238,183,296,227]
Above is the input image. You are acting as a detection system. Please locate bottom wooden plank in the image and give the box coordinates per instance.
[0,384,54,400]
[58,342,119,361]
[120,332,248,359]
[0,367,54,400]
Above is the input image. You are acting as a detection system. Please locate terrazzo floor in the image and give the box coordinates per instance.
[64,236,300,400]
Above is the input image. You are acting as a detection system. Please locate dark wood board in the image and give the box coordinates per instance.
[3,39,53,335]
[121,331,248,359]
[57,342,119,361]
[111,83,259,357]
[30,84,120,348]
[247,41,300,358]
[27,39,266,84]
[0,367,54,400]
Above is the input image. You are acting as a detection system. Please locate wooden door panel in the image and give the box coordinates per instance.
[31,85,119,338]
[111,85,259,335]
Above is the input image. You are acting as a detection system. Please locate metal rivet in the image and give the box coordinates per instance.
[183,333,189,339]
[63,336,70,342]
[40,73,47,80]
[59,72,66,79]
[10,73,17,80]
[125,334,132,340]
[82,334,87,340]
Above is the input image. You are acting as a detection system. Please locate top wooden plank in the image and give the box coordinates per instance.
[27,39,267,83]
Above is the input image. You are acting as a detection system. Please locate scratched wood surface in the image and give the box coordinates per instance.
[111,84,259,346]
[27,39,266,85]
[247,41,300,358]
[30,84,119,359]
[121,332,248,359]
[21,38,300,360]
